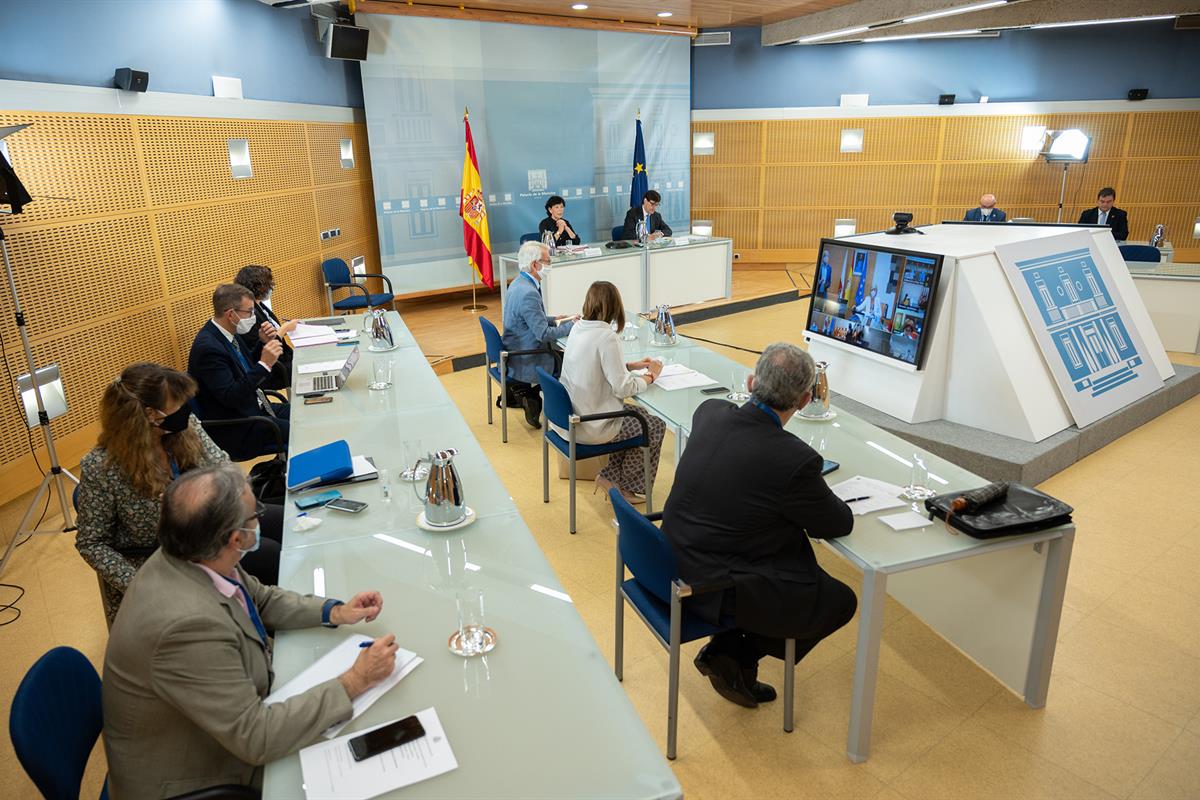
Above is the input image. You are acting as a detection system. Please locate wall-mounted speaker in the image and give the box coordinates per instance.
[114,68,149,92]
[1128,88,1149,101]
[938,94,956,106]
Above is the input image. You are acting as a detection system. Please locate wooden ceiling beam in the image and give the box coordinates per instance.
[356,0,696,36]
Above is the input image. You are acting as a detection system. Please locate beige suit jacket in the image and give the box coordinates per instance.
[102,550,352,799]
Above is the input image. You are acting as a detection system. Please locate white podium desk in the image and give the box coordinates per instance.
[497,237,732,318]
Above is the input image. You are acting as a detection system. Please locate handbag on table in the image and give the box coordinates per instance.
[924,482,1073,539]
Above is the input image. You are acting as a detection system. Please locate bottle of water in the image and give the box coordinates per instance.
[541,229,556,256]
[636,219,647,245]
[1150,224,1165,248]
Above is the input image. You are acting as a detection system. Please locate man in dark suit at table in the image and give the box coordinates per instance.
[1078,187,1129,241]
[963,193,1007,223]
[663,343,856,708]
[188,283,290,460]
[621,189,673,241]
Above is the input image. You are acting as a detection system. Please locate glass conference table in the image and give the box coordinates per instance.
[263,313,682,799]
[616,337,1076,763]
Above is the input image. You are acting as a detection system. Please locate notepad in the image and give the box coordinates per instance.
[879,511,934,531]
[299,707,457,800]
[264,633,422,739]
[830,476,906,515]
[652,363,718,392]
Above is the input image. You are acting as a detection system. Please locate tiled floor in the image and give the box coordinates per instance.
[2,297,1198,799]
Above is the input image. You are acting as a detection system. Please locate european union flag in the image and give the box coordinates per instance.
[629,118,648,209]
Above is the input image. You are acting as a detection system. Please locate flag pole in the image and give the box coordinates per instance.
[461,106,488,313]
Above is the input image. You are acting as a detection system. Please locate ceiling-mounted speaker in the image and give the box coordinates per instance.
[1128,88,1149,101]
[114,68,149,92]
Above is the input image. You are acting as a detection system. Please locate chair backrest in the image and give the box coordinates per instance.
[611,225,624,241]
[1118,244,1161,263]
[321,258,351,284]
[10,646,103,800]
[535,367,573,430]
[610,489,679,606]
[519,232,540,244]
[479,316,503,365]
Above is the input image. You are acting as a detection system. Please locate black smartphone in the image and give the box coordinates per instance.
[700,386,730,395]
[348,715,426,761]
[821,459,840,475]
[325,498,368,513]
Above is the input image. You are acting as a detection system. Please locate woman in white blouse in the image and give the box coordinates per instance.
[558,281,665,503]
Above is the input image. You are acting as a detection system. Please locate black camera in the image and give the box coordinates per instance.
[886,212,918,235]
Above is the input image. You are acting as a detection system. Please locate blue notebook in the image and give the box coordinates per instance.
[287,440,354,491]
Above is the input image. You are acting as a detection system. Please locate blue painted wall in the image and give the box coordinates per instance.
[692,21,1200,109]
[0,0,363,108]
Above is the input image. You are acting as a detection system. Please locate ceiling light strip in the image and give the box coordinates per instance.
[1030,15,1175,30]
[798,25,871,44]
[863,28,984,42]
[902,0,1007,25]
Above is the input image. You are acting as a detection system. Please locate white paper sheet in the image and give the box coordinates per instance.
[265,634,421,738]
[829,476,907,515]
[299,707,457,800]
[298,359,348,375]
[350,455,378,480]
[879,511,934,531]
[292,332,339,348]
[292,322,338,340]
[651,363,718,392]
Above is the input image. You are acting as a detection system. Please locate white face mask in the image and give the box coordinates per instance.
[235,313,256,335]
[236,523,261,558]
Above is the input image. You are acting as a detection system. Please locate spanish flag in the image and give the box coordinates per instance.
[460,111,494,289]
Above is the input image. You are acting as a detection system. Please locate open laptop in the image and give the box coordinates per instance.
[295,345,360,396]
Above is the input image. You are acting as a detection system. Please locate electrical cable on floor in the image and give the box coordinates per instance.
[675,333,763,356]
[0,581,25,626]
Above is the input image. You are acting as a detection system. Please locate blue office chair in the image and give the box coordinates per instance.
[479,316,545,443]
[609,490,797,759]
[519,232,541,244]
[321,258,396,315]
[1118,244,1161,263]
[611,225,624,241]
[536,367,652,534]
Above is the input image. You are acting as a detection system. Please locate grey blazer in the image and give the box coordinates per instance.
[102,550,352,798]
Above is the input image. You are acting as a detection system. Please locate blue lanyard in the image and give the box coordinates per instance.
[220,575,268,644]
[167,451,180,479]
[750,398,782,428]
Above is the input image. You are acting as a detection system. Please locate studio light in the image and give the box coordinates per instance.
[18,365,68,429]
[1042,129,1091,162]
[691,220,713,236]
[833,218,857,238]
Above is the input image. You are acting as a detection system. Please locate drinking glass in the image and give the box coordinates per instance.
[728,368,751,402]
[450,587,495,657]
[901,453,937,501]
[369,358,392,390]
[401,439,428,483]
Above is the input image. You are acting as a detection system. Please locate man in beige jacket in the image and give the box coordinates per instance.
[102,464,398,798]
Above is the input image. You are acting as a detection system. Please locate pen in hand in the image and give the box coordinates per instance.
[359,640,374,649]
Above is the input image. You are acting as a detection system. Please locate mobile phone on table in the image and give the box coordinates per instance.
[304,395,333,405]
[348,715,427,761]
[295,489,341,511]
[700,386,730,395]
[821,459,840,476]
[325,498,369,514]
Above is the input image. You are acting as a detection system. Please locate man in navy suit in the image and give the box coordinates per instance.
[188,284,289,460]
[963,194,1007,223]
[1078,187,1129,241]
[621,189,673,241]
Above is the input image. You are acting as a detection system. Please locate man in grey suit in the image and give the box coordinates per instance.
[102,464,399,798]
[501,240,576,427]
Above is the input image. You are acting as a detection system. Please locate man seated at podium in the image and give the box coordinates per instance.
[963,193,1006,223]
[1078,187,1129,241]
[188,284,290,461]
[620,190,672,241]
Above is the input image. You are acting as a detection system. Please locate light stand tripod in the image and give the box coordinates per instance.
[0,223,79,578]
[1055,162,1071,223]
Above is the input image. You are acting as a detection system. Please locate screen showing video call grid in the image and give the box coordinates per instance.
[805,239,944,368]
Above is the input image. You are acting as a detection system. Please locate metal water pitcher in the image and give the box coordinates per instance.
[651,304,677,346]
[412,448,466,527]
[365,308,395,351]
[1149,224,1165,248]
[799,361,832,419]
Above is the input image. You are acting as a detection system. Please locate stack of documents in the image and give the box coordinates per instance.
[264,633,422,738]
[652,363,718,392]
[829,475,907,515]
[291,323,358,348]
[299,707,457,800]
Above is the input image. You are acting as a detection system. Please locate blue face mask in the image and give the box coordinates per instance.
[236,523,261,557]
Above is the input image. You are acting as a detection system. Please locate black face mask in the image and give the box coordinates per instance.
[156,405,191,434]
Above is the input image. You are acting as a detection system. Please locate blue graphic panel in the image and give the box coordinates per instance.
[1015,247,1144,400]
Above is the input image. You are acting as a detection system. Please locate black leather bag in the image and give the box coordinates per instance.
[924,483,1072,539]
[248,455,287,505]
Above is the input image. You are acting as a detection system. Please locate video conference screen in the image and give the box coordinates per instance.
[805,239,944,368]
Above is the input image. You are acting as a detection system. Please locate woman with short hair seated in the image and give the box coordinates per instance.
[75,362,283,626]
[557,281,665,503]
[234,264,296,390]
[538,195,581,247]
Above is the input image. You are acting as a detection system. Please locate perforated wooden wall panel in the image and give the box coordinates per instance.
[157,191,319,296]
[694,110,1200,262]
[690,209,761,246]
[0,111,378,502]
[0,112,145,225]
[694,121,761,165]
[139,117,311,207]
[308,122,373,186]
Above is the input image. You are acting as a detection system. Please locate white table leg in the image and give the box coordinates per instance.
[1024,528,1074,708]
[847,567,887,763]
